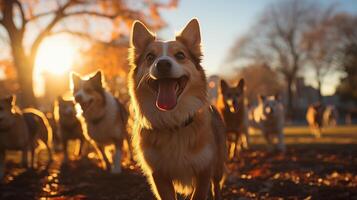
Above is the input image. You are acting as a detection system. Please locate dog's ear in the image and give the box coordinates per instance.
[176,18,201,49]
[4,95,15,106]
[131,21,155,52]
[237,78,245,92]
[220,80,229,93]
[274,93,280,101]
[258,95,266,102]
[90,71,103,88]
[57,96,64,103]
[71,72,81,90]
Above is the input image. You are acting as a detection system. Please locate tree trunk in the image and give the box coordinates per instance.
[16,61,36,108]
[317,79,323,102]
[12,45,37,108]
[286,77,294,121]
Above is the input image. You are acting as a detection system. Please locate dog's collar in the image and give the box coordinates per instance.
[149,114,195,132]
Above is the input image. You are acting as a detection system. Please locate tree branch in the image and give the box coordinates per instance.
[50,29,100,42]
[65,11,118,19]
[29,1,74,63]
[27,10,57,22]
[13,0,26,31]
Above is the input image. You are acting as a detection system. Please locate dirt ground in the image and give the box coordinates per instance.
[1,126,357,200]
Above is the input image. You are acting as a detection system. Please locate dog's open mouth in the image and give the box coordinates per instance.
[149,76,188,111]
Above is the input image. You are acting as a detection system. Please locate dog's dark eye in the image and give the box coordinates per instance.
[175,51,186,60]
[146,53,156,62]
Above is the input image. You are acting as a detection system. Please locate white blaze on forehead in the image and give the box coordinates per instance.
[162,42,169,56]
[149,41,185,79]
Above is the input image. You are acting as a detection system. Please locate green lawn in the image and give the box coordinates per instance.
[249,125,357,145]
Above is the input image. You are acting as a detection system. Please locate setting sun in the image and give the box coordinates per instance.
[33,35,78,97]
[35,36,76,75]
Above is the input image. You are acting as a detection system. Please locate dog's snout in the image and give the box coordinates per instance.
[156,59,172,75]
[74,94,82,103]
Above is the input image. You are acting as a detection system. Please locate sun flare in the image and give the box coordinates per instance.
[35,36,76,75]
[34,36,78,97]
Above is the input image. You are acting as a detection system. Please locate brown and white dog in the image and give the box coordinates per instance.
[54,96,84,162]
[251,95,285,152]
[218,79,249,160]
[0,96,52,179]
[306,102,324,138]
[128,19,226,200]
[71,71,129,173]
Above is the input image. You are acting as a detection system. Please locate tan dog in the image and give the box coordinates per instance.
[306,102,324,138]
[0,96,52,179]
[54,96,84,162]
[71,71,129,173]
[128,19,226,200]
[218,79,249,160]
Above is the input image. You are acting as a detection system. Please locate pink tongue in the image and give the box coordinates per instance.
[156,79,177,111]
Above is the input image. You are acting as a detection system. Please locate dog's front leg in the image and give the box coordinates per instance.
[277,129,286,152]
[191,168,211,200]
[112,141,123,174]
[98,145,111,171]
[152,171,176,200]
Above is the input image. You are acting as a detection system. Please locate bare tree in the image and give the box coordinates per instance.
[302,5,339,100]
[0,0,177,107]
[228,0,317,118]
[235,63,284,104]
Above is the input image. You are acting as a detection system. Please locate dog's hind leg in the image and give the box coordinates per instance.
[263,132,274,151]
[30,146,36,168]
[46,142,53,163]
[277,130,286,152]
[77,138,84,158]
[98,145,111,171]
[21,147,28,168]
[63,139,69,162]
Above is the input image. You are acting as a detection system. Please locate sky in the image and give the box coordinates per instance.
[158,0,357,95]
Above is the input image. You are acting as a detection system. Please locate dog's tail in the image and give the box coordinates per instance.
[23,108,53,161]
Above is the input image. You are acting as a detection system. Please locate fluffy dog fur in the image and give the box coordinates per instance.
[251,95,285,152]
[0,96,52,179]
[54,96,84,162]
[217,79,249,160]
[128,19,226,200]
[306,102,324,138]
[71,71,129,173]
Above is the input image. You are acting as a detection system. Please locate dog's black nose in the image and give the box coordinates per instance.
[74,94,82,103]
[156,59,172,75]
